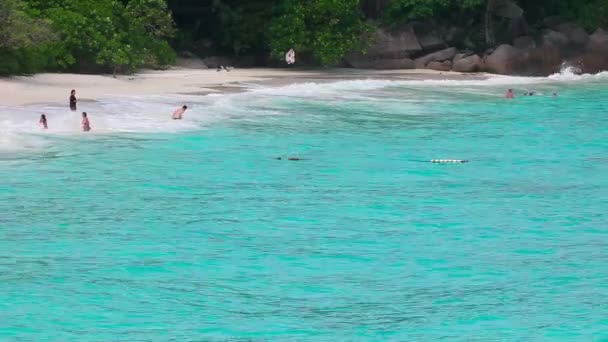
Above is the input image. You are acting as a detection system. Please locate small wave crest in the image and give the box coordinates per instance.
[548,63,608,81]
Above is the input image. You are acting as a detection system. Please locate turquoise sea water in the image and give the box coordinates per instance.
[1,73,607,341]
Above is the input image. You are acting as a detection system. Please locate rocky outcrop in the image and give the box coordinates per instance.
[414,47,457,68]
[344,26,422,68]
[513,36,536,50]
[372,58,415,69]
[581,29,608,73]
[483,44,525,74]
[587,28,608,53]
[557,22,589,48]
[344,19,607,75]
[452,54,482,72]
[427,60,452,71]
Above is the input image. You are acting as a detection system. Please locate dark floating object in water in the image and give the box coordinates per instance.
[276,157,305,161]
[431,159,469,164]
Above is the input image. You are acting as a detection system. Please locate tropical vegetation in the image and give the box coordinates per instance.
[1,0,607,75]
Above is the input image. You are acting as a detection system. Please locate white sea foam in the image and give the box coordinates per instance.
[1,68,606,154]
[548,64,608,81]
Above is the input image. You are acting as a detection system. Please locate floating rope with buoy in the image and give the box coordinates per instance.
[431,159,469,164]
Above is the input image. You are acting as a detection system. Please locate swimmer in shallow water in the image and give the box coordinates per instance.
[81,112,91,132]
[172,105,188,120]
[39,114,48,129]
[505,89,514,99]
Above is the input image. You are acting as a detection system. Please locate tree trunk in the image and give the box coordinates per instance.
[485,0,496,47]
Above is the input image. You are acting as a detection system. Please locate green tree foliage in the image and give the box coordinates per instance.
[268,0,371,65]
[382,0,484,24]
[0,0,56,74]
[27,0,176,73]
[212,0,279,55]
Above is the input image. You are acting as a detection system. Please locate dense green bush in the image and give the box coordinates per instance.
[0,0,176,75]
[268,0,371,65]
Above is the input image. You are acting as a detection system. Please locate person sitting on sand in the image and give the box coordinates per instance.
[81,112,91,132]
[70,89,77,111]
[39,114,48,129]
[505,89,514,99]
[172,105,188,120]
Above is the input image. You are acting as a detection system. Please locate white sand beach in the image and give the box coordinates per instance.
[0,67,479,107]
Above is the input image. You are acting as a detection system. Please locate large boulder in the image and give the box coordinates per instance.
[444,27,466,46]
[483,44,526,74]
[345,26,422,68]
[542,16,566,30]
[427,60,452,71]
[371,58,415,69]
[541,30,570,48]
[414,47,457,68]
[413,23,446,51]
[513,36,536,50]
[417,31,446,51]
[557,22,589,48]
[452,54,482,72]
[366,26,422,58]
[581,29,608,73]
[507,17,530,40]
[587,28,608,53]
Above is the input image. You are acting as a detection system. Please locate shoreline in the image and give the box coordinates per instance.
[0,67,486,107]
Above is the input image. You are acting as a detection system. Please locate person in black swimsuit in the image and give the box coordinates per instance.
[39,114,48,129]
[70,89,77,111]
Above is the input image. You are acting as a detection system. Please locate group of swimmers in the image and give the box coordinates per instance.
[505,89,558,98]
[37,89,92,132]
[38,89,188,131]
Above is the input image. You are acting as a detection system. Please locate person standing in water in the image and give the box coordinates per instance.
[81,112,91,132]
[70,89,77,111]
[505,89,515,99]
[172,105,188,120]
[39,114,48,129]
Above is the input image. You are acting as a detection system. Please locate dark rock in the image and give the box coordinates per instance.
[557,22,589,48]
[587,28,608,53]
[414,47,457,68]
[508,17,530,40]
[371,58,415,69]
[581,29,608,73]
[345,26,422,68]
[444,27,466,46]
[417,31,446,51]
[513,36,536,50]
[413,22,446,51]
[524,46,564,76]
[367,26,422,58]
[203,56,235,68]
[427,60,452,71]
[452,54,482,72]
[541,30,570,48]
[542,16,566,29]
[483,44,525,74]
